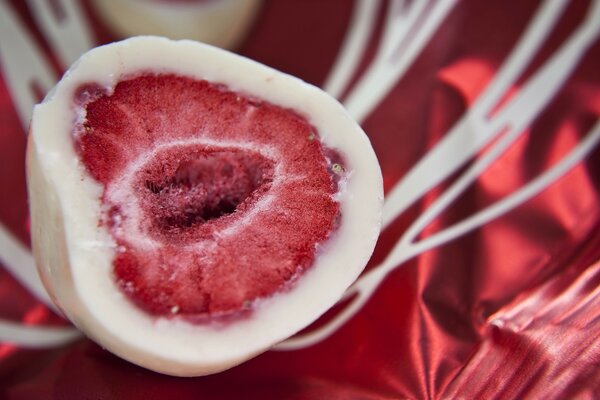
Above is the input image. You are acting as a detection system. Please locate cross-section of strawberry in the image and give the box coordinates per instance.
[27,37,383,376]
[75,74,342,320]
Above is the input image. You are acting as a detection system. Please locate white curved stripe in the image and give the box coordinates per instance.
[378,0,407,59]
[343,0,456,123]
[381,0,569,229]
[276,261,404,350]
[0,0,56,129]
[378,0,429,60]
[325,0,430,100]
[412,121,600,255]
[275,281,373,350]
[0,319,80,348]
[322,0,382,98]
[26,0,93,67]
[0,223,57,312]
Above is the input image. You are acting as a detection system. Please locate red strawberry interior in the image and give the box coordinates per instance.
[72,74,343,321]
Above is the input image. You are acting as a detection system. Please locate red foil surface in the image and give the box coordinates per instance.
[1,0,599,398]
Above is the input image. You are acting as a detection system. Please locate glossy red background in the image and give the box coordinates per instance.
[1,0,599,398]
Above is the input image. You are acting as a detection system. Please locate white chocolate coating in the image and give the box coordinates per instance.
[27,36,383,376]
[90,0,263,50]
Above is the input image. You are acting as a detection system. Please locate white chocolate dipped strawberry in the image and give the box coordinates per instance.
[27,36,382,376]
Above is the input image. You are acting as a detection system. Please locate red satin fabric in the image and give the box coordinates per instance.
[1,0,599,398]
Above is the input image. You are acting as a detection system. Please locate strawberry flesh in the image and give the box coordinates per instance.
[73,74,342,320]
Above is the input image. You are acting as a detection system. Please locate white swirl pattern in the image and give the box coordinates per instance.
[0,0,598,351]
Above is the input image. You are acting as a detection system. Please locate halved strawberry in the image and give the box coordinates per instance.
[27,37,382,376]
